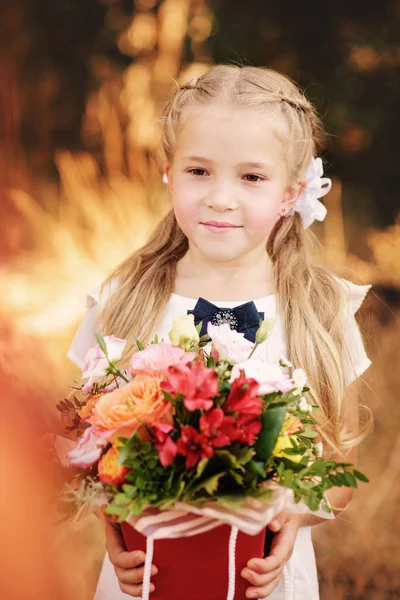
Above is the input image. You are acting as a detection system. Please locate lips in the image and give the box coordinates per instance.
[201,221,242,228]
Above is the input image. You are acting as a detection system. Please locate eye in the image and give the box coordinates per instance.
[243,174,265,183]
[188,168,208,177]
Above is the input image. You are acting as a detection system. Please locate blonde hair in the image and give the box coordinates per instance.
[99,64,371,457]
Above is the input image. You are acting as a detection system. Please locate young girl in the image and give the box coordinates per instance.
[67,64,372,600]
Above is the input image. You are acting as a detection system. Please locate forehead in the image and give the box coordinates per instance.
[174,103,288,165]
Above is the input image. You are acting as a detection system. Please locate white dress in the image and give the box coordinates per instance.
[67,278,372,600]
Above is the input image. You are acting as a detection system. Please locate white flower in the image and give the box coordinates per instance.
[207,322,254,364]
[82,335,127,392]
[292,368,307,396]
[279,355,293,368]
[66,427,108,468]
[168,314,200,350]
[314,442,323,457]
[230,358,293,395]
[299,396,312,413]
[288,157,332,229]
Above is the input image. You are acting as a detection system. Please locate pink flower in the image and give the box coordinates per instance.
[199,408,235,448]
[161,360,218,412]
[150,423,178,467]
[207,323,254,363]
[129,342,196,378]
[224,376,263,417]
[230,358,294,395]
[66,427,108,468]
[177,426,214,468]
[82,335,127,393]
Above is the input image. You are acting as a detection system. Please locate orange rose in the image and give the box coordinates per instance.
[90,374,173,439]
[78,395,100,420]
[98,446,129,485]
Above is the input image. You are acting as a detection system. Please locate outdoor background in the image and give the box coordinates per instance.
[1,1,399,599]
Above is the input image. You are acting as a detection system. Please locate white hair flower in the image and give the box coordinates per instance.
[288,157,332,229]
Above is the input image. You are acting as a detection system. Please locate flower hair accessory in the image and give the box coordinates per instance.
[288,157,332,229]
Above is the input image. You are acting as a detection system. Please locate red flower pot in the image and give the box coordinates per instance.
[121,522,266,600]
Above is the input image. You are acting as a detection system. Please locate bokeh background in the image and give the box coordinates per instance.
[1,1,399,598]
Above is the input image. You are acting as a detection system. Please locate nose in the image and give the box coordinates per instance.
[205,178,238,212]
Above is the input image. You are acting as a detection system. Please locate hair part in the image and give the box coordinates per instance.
[99,64,371,457]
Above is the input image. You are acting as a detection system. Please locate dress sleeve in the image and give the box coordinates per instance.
[338,278,372,387]
[66,278,118,370]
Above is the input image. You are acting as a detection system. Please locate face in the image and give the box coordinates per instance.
[165,104,302,264]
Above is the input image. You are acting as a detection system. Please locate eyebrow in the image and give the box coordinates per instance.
[182,156,273,170]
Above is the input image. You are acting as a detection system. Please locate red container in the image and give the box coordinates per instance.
[121,522,266,600]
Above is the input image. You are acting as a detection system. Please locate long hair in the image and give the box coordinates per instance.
[99,64,371,456]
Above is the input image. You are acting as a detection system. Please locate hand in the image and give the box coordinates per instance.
[105,518,158,596]
[241,512,301,598]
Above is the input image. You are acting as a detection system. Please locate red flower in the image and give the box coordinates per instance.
[150,423,178,467]
[232,414,262,445]
[161,360,218,412]
[224,376,262,417]
[177,426,214,468]
[200,408,236,448]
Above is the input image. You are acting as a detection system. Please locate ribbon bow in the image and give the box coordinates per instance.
[187,298,264,343]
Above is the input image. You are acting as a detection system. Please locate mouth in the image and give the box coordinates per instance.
[200,221,242,229]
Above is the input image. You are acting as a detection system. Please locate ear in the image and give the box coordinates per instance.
[163,164,174,200]
[279,178,306,215]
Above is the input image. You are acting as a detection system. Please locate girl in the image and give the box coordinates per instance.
[67,65,372,600]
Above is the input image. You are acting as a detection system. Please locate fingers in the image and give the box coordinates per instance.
[116,565,158,585]
[244,574,282,599]
[241,563,282,587]
[118,582,155,596]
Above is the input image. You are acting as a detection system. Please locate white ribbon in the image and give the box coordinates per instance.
[289,156,332,229]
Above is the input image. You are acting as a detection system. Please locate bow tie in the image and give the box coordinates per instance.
[188,297,264,343]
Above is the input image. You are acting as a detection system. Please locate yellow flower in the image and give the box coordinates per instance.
[98,446,129,485]
[282,414,303,436]
[169,314,200,350]
[272,435,303,463]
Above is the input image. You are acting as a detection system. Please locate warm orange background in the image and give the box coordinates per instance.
[1,1,399,598]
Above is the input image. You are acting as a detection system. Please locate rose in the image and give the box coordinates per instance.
[168,314,200,350]
[82,335,127,393]
[66,427,108,468]
[207,322,254,363]
[129,342,196,378]
[98,446,129,485]
[90,374,173,439]
[230,358,294,395]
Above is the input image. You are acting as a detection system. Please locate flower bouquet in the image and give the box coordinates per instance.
[58,316,368,600]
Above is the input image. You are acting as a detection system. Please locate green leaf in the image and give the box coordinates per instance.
[237,447,255,465]
[193,472,224,495]
[256,406,287,461]
[95,333,108,356]
[343,472,358,488]
[299,430,318,438]
[248,460,266,477]
[135,339,145,351]
[353,469,369,483]
[196,458,209,478]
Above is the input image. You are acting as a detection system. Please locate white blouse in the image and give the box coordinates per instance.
[67,277,372,600]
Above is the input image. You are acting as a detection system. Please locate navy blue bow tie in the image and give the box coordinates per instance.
[188,297,264,343]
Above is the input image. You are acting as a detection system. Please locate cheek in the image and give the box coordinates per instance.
[172,185,201,227]
[244,200,281,235]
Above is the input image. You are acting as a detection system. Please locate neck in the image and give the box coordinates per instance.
[175,244,275,301]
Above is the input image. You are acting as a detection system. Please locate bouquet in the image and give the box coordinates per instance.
[58,315,368,600]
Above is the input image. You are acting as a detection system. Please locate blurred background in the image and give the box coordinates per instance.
[1,0,399,598]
